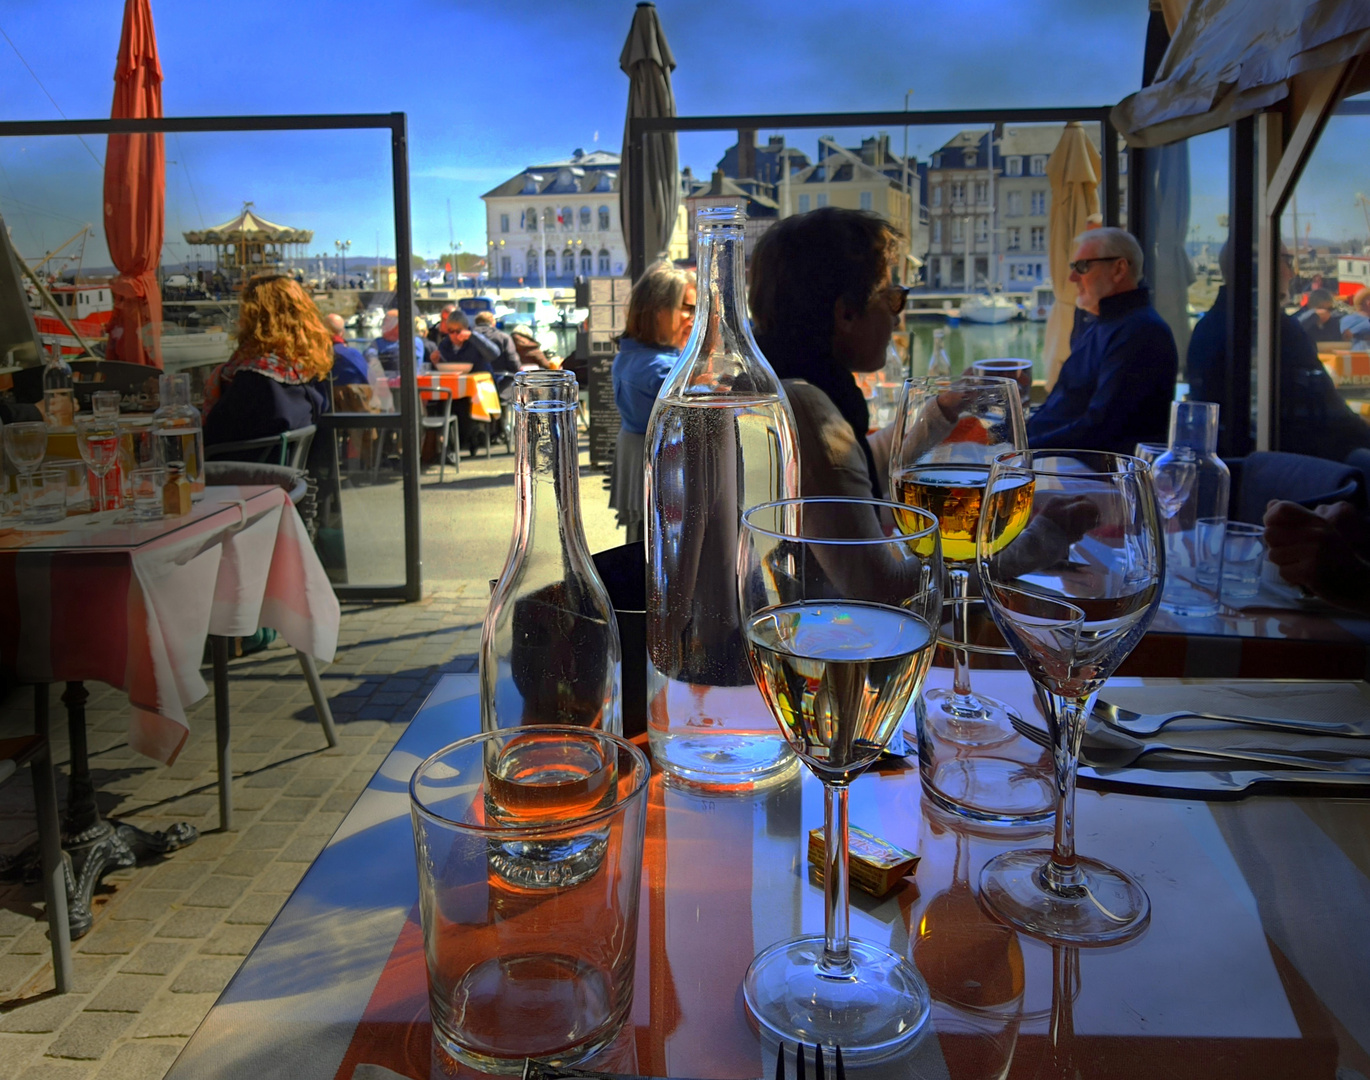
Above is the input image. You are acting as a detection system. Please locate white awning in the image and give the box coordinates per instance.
[1112,0,1370,148]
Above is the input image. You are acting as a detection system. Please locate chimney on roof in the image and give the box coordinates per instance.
[573,148,584,159]
[737,128,757,180]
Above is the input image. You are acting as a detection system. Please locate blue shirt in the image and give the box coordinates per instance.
[1027,286,1177,453]
[612,336,679,434]
[331,341,369,385]
[368,335,427,375]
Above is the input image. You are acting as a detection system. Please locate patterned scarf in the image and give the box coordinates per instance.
[201,353,310,421]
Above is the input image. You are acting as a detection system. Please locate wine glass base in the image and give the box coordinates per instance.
[978,849,1150,946]
[922,689,1020,747]
[743,935,931,1060]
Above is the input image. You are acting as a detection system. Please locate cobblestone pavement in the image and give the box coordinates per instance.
[0,450,627,1079]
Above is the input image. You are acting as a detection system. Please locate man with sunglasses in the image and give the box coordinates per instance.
[1026,227,1178,453]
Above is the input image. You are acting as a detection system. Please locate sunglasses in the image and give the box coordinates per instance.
[879,285,910,316]
[1068,256,1124,275]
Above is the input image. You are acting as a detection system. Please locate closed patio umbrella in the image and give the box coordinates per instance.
[1042,121,1101,389]
[619,2,679,282]
[103,0,164,368]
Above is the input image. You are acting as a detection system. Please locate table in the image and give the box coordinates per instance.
[402,371,502,423]
[166,668,1370,1080]
[0,485,340,935]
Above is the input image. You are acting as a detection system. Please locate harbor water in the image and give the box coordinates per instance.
[900,320,1048,382]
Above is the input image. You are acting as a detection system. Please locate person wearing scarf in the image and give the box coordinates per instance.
[749,207,905,502]
[203,274,332,449]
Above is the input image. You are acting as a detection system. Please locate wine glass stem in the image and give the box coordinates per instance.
[1042,692,1097,896]
[949,567,975,702]
[820,782,854,977]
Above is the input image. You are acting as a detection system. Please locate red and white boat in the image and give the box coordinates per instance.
[30,281,114,355]
[1336,255,1370,299]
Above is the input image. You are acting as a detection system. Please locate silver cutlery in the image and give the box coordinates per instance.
[1009,714,1369,773]
[777,1041,844,1080]
[1092,698,1369,739]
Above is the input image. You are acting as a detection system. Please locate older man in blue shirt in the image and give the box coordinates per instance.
[1027,227,1177,452]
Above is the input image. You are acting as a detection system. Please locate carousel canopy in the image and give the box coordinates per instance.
[182,202,312,245]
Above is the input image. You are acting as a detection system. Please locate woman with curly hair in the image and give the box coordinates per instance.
[203,273,333,447]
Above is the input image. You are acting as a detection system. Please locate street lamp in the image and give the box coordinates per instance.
[335,239,352,286]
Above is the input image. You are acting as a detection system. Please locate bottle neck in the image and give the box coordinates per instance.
[695,223,750,348]
[511,397,584,570]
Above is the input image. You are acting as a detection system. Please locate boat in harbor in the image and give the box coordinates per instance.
[960,291,1020,324]
[160,325,233,372]
[1026,282,1054,322]
[30,281,114,355]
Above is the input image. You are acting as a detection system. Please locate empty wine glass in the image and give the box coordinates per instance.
[75,415,121,512]
[1133,442,1195,520]
[738,496,942,1057]
[975,450,1163,945]
[890,374,1027,746]
[4,421,49,522]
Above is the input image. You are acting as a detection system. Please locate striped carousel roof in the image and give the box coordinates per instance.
[183,203,312,245]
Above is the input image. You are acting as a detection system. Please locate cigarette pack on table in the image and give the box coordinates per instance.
[163,470,192,516]
[808,825,920,897]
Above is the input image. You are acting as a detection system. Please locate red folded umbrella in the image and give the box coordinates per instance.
[103,0,164,368]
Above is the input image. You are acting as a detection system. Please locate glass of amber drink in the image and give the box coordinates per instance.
[410,727,650,1073]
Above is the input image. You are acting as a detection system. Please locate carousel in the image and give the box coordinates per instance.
[182,203,313,288]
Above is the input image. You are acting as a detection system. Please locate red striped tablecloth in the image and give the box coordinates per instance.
[0,485,339,764]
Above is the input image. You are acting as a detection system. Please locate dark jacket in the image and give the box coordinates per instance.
[204,370,328,447]
[437,331,500,374]
[477,327,521,376]
[1027,286,1177,453]
[330,341,370,386]
[1188,286,1370,462]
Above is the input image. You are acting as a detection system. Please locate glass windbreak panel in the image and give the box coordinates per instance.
[1271,98,1370,462]
[0,127,409,588]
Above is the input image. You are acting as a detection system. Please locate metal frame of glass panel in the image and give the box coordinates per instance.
[0,112,421,602]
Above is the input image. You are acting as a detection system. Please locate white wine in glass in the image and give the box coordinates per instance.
[738,496,942,1057]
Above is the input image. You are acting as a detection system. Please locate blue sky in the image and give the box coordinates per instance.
[0,1,1363,270]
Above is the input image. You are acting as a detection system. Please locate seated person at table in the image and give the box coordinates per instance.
[1026,227,1177,453]
[473,311,522,384]
[435,310,500,374]
[427,304,456,345]
[1188,241,1370,462]
[366,310,427,375]
[203,274,331,448]
[609,260,696,542]
[510,323,553,369]
[323,313,369,385]
[1264,499,1370,615]
[1341,287,1370,347]
[1296,289,1344,345]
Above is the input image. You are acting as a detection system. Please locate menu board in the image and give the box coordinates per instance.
[588,353,620,468]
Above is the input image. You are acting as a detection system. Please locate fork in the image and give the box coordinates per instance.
[1093,698,1369,739]
[1009,713,1367,773]
[776,1042,845,1080]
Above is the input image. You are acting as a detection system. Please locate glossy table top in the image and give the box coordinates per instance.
[165,669,1370,1080]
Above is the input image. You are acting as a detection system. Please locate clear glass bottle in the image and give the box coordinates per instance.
[928,328,952,379]
[153,373,205,499]
[1155,400,1230,617]
[644,205,800,790]
[481,370,622,734]
[41,351,75,428]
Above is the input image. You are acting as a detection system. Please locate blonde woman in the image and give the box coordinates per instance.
[609,261,696,542]
[203,273,333,447]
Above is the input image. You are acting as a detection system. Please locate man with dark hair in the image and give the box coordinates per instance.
[472,311,521,383]
[435,309,499,374]
[749,206,904,500]
[427,304,457,344]
[1026,227,1177,452]
[1297,289,1343,344]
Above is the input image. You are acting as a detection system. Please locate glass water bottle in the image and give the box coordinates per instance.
[481,370,622,734]
[928,328,952,379]
[41,351,75,428]
[153,373,205,499]
[644,205,800,790]
[1155,400,1230,617]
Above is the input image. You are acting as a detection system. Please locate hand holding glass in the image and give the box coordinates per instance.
[738,496,942,1056]
[975,451,1163,944]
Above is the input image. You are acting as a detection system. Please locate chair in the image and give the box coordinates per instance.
[1,688,72,992]
[205,424,317,470]
[197,461,340,830]
[1229,451,1367,524]
[419,378,457,482]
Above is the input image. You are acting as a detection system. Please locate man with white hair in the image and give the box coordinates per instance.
[1027,226,1178,452]
[323,313,369,386]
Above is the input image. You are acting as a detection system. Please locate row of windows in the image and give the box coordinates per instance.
[792,191,875,214]
[929,220,1045,251]
[522,248,615,275]
[931,151,1127,175]
[497,206,614,234]
[930,185,1048,215]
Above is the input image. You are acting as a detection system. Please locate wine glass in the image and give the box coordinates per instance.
[969,358,1033,404]
[4,421,50,522]
[738,496,943,1057]
[75,415,121,512]
[975,450,1163,944]
[1133,442,1195,520]
[890,374,1027,746]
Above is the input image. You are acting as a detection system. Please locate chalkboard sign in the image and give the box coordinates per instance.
[588,353,620,468]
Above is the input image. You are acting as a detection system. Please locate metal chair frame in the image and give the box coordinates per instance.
[205,425,317,470]
[418,378,457,482]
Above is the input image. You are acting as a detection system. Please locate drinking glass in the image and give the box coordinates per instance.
[1134,441,1196,521]
[410,727,650,1073]
[91,390,122,419]
[738,496,943,1056]
[17,466,68,524]
[890,374,1028,746]
[4,421,49,521]
[75,415,121,512]
[118,417,160,505]
[976,450,1163,944]
[969,358,1033,403]
[129,467,165,520]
